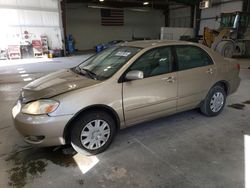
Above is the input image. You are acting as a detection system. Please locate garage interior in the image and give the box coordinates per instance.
[0,0,250,187]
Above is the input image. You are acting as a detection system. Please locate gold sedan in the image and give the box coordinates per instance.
[12,40,240,155]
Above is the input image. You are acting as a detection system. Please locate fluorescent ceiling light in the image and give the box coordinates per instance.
[87,5,151,12]
[129,8,150,12]
[99,0,104,2]
[143,2,149,5]
[88,5,121,10]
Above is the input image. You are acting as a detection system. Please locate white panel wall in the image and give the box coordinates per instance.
[66,4,165,50]
[0,0,58,9]
[0,0,63,49]
[199,0,243,35]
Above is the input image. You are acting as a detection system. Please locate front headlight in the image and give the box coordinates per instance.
[22,99,59,115]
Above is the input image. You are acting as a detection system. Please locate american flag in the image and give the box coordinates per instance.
[101,9,124,26]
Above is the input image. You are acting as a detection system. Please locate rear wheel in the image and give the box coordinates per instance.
[216,41,234,58]
[245,40,250,57]
[70,110,116,155]
[200,85,226,116]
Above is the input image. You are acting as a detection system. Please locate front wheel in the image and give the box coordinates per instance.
[200,85,226,116]
[70,110,116,155]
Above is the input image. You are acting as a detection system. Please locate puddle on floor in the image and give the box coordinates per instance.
[243,100,250,105]
[5,146,76,188]
[0,126,10,131]
[7,160,47,188]
[228,103,246,110]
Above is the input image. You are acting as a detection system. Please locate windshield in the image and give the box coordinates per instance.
[78,46,141,80]
[221,14,236,28]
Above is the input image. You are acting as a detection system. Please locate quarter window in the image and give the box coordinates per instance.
[129,47,173,78]
[175,45,213,71]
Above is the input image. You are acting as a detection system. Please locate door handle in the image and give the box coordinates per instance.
[206,68,213,74]
[162,76,176,83]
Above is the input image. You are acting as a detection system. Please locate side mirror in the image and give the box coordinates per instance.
[125,70,144,81]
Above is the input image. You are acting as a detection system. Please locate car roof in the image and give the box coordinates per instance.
[119,40,199,49]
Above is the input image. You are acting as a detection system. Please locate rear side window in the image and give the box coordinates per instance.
[129,46,174,78]
[175,45,213,71]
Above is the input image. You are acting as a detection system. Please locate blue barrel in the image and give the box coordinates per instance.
[95,44,103,53]
[67,41,75,54]
[66,34,75,54]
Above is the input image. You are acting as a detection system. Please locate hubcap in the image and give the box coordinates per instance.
[210,92,224,113]
[80,120,110,150]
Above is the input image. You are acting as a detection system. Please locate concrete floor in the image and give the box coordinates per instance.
[0,56,250,188]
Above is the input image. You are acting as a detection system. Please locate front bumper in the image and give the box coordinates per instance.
[12,102,73,147]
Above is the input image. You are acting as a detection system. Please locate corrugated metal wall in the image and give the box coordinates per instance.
[169,5,192,28]
[66,4,165,50]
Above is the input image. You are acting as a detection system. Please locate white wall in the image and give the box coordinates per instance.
[199,0,243,35]
[0,0,63,49]
[66,4,165,50]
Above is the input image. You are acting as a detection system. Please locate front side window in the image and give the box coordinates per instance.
[128,46,174,78]
[78,46,141,80]
[175,45,213,71]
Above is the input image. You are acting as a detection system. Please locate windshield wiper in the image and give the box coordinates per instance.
[80,67,97,80]
[73,66,81,74]
[72,66,97,80]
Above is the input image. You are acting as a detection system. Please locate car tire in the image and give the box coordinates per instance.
[70,110,116,155]
[215,41,234,58]
[200,85,226,117]
[245,40,250,57]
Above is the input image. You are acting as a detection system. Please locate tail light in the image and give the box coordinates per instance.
[235,63,240,71]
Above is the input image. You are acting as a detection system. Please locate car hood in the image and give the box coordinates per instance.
[20,69,101,103]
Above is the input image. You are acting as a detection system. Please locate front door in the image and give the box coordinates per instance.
[122,46,178,126]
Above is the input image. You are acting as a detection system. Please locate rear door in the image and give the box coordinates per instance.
[174,45,216,111]
[122,46,178,126]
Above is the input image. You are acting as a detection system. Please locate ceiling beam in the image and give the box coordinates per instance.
[66,0,196,8]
